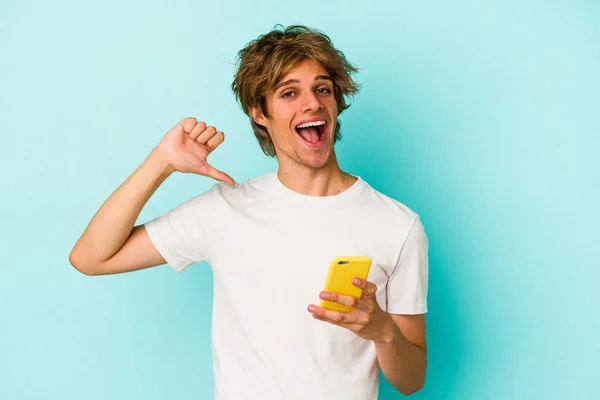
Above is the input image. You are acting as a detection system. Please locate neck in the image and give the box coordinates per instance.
[276,152,358,196]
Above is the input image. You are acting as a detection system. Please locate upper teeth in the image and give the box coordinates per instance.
[297,120,326,129]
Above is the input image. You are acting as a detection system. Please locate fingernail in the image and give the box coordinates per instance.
[353,278,361,285]
[320,292,329,300]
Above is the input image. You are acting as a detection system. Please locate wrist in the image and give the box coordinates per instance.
[373,313,401,345]
[148,148,176,178]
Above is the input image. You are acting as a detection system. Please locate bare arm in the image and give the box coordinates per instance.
[69,150,173,275]
[374,314,427,395]
[308,280,427,395]
[69,117,234,276]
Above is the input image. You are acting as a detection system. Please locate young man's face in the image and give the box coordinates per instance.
[252,59,339,170]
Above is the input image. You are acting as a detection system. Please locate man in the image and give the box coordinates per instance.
[70,25,429,399]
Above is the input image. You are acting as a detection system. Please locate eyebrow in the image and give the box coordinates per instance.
[274,75,332,92]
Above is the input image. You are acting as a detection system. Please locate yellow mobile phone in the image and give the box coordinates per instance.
[320,256,372,312]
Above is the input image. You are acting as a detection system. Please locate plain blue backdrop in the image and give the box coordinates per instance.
[1,0,599,399]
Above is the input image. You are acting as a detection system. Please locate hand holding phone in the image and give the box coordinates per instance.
[320,256,372,312]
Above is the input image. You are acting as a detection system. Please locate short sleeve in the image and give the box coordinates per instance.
[144,186,221,273]
[386,215,429,314]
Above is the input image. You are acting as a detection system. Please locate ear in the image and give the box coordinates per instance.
[250,106,268,128]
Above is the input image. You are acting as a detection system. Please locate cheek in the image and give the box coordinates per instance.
[329,101,339,116]
[268,119,293,145]
[274,115,294,134]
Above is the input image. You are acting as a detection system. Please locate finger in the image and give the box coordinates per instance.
[202,164,235,186]
[307,304,352,324]
[353,278,378,297]
[206,131,225,149]
[312,313,341,326]
[196,126,217,144]
[319,291,358,308]
[188,121,208,140]
[178,117,198,133]
[363,281,378,297]
[320,291,373,313]
[311,311,367,332]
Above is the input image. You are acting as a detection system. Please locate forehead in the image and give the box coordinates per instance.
[280,60,327,80]
[268,60,332,97]
[277,59,330,85]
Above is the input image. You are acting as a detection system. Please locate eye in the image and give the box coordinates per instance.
[282,91,296,98]
[316,87,332,94]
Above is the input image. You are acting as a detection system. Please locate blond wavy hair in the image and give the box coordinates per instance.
[231,25,360,157]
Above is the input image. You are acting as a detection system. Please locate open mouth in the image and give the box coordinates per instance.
[295,120,327,146]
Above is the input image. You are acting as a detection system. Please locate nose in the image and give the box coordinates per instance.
[301,90,323,112]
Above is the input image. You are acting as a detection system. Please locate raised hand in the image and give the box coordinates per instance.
[153,117,235,185]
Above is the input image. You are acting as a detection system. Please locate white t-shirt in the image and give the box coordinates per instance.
[144,172,428,400]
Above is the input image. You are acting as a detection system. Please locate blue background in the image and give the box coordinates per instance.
[1,0,599,399]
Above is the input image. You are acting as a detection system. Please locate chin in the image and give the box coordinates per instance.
[296,148,334,170]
